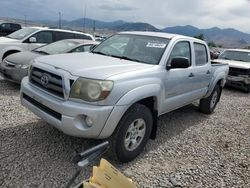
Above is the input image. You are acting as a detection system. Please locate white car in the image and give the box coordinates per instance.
[213,49,250,92]
[0,27,95,62]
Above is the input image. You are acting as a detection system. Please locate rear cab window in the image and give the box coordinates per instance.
[194,43,208,66]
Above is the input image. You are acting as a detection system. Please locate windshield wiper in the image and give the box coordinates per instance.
[92,51,111,57]
[92,51,146,63]
[110,55,144,63]
[35,50,50,55]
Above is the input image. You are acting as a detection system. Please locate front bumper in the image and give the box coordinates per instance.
[227,75,250,84]
[21,77,115,138]
[226,75,250,90]
[0,63,28,83]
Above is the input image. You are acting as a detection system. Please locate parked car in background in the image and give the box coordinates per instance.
[0,27,95,62]
[213,49,250,92]
[95,35,107,42]
[0,22,21,36]
[21,32,229,162]
[0,39,99,83]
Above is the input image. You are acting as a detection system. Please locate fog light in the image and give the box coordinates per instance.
[85,116,93,127]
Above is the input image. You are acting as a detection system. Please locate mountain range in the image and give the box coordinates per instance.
[36,18,250,48]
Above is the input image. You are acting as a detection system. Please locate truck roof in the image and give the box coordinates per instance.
[119,31,204,42]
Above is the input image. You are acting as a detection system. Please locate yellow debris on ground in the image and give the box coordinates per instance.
[80,158,138,188]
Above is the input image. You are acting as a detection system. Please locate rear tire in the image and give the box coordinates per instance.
[200,85,221,114]
[110,103,153,162]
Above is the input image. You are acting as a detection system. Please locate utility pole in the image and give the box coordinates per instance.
[93,20,96,35]
[59,12,62,29]
[24,15,27,26]
[83,4,86,32]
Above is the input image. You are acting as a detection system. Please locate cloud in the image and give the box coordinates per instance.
[96,0,136,11]
[1,0,250,33]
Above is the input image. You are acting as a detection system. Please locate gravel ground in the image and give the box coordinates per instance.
[0,80,249,188]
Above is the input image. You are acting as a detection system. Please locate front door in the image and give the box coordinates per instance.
[28,31,53,50]
[160,41,203,114]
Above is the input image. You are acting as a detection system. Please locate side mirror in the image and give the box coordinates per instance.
[29,37,37,43]
[167,57,190,70]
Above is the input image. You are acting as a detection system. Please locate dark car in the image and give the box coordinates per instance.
[0,22,21,36]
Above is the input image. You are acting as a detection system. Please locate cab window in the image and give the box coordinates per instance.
[168,41,191,66]
[194,43,208,66]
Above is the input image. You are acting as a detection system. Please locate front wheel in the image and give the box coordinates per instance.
[199,85,221,114]
[110,103,153,162]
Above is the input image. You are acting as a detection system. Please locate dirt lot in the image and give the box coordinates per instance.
[0,79,249,188]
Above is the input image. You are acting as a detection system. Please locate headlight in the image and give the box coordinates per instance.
[15,64,29,69]
[69,78,113,102]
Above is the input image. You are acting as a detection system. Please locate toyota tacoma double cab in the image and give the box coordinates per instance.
[21,32,229,162]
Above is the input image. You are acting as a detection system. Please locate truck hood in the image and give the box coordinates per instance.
[0,36,20,43]
[6,51,42,65]
[35,52,154,80]
[213,59,250,69]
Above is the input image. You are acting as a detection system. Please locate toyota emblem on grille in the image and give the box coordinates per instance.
[41,74,49,87]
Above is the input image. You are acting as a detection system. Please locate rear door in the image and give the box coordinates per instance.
[192,42,211,91]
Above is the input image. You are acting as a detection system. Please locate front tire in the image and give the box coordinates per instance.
[200,85,221,114]
[110,103,153,162]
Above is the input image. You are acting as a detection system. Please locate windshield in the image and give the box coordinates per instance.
[34,40,80,55]
[219,50,250,63]
[92,34,170,65]
[7,28,38,40]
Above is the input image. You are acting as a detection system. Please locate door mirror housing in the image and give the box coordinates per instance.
[29,37,37,43]
[167,57,190,70]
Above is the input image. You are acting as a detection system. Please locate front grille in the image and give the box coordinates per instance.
[229,67,250,76]
[30,67,64,98]
[23,93,62,120]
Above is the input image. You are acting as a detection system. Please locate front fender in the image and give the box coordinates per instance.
[98,84,161,138]
[116,84,161,105]
[0,46,24,61]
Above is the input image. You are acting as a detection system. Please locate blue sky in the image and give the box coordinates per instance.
[1,0,250,32]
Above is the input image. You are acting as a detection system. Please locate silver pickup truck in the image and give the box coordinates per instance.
[21,32,229,162]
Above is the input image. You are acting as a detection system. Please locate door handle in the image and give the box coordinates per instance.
[206,70,211,74]
[188,73,194,77]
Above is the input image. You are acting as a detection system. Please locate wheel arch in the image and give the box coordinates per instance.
[2,49,21,61]
[99,85,161,139]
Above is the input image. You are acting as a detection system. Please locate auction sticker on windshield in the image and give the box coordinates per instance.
[146,42,166,48]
